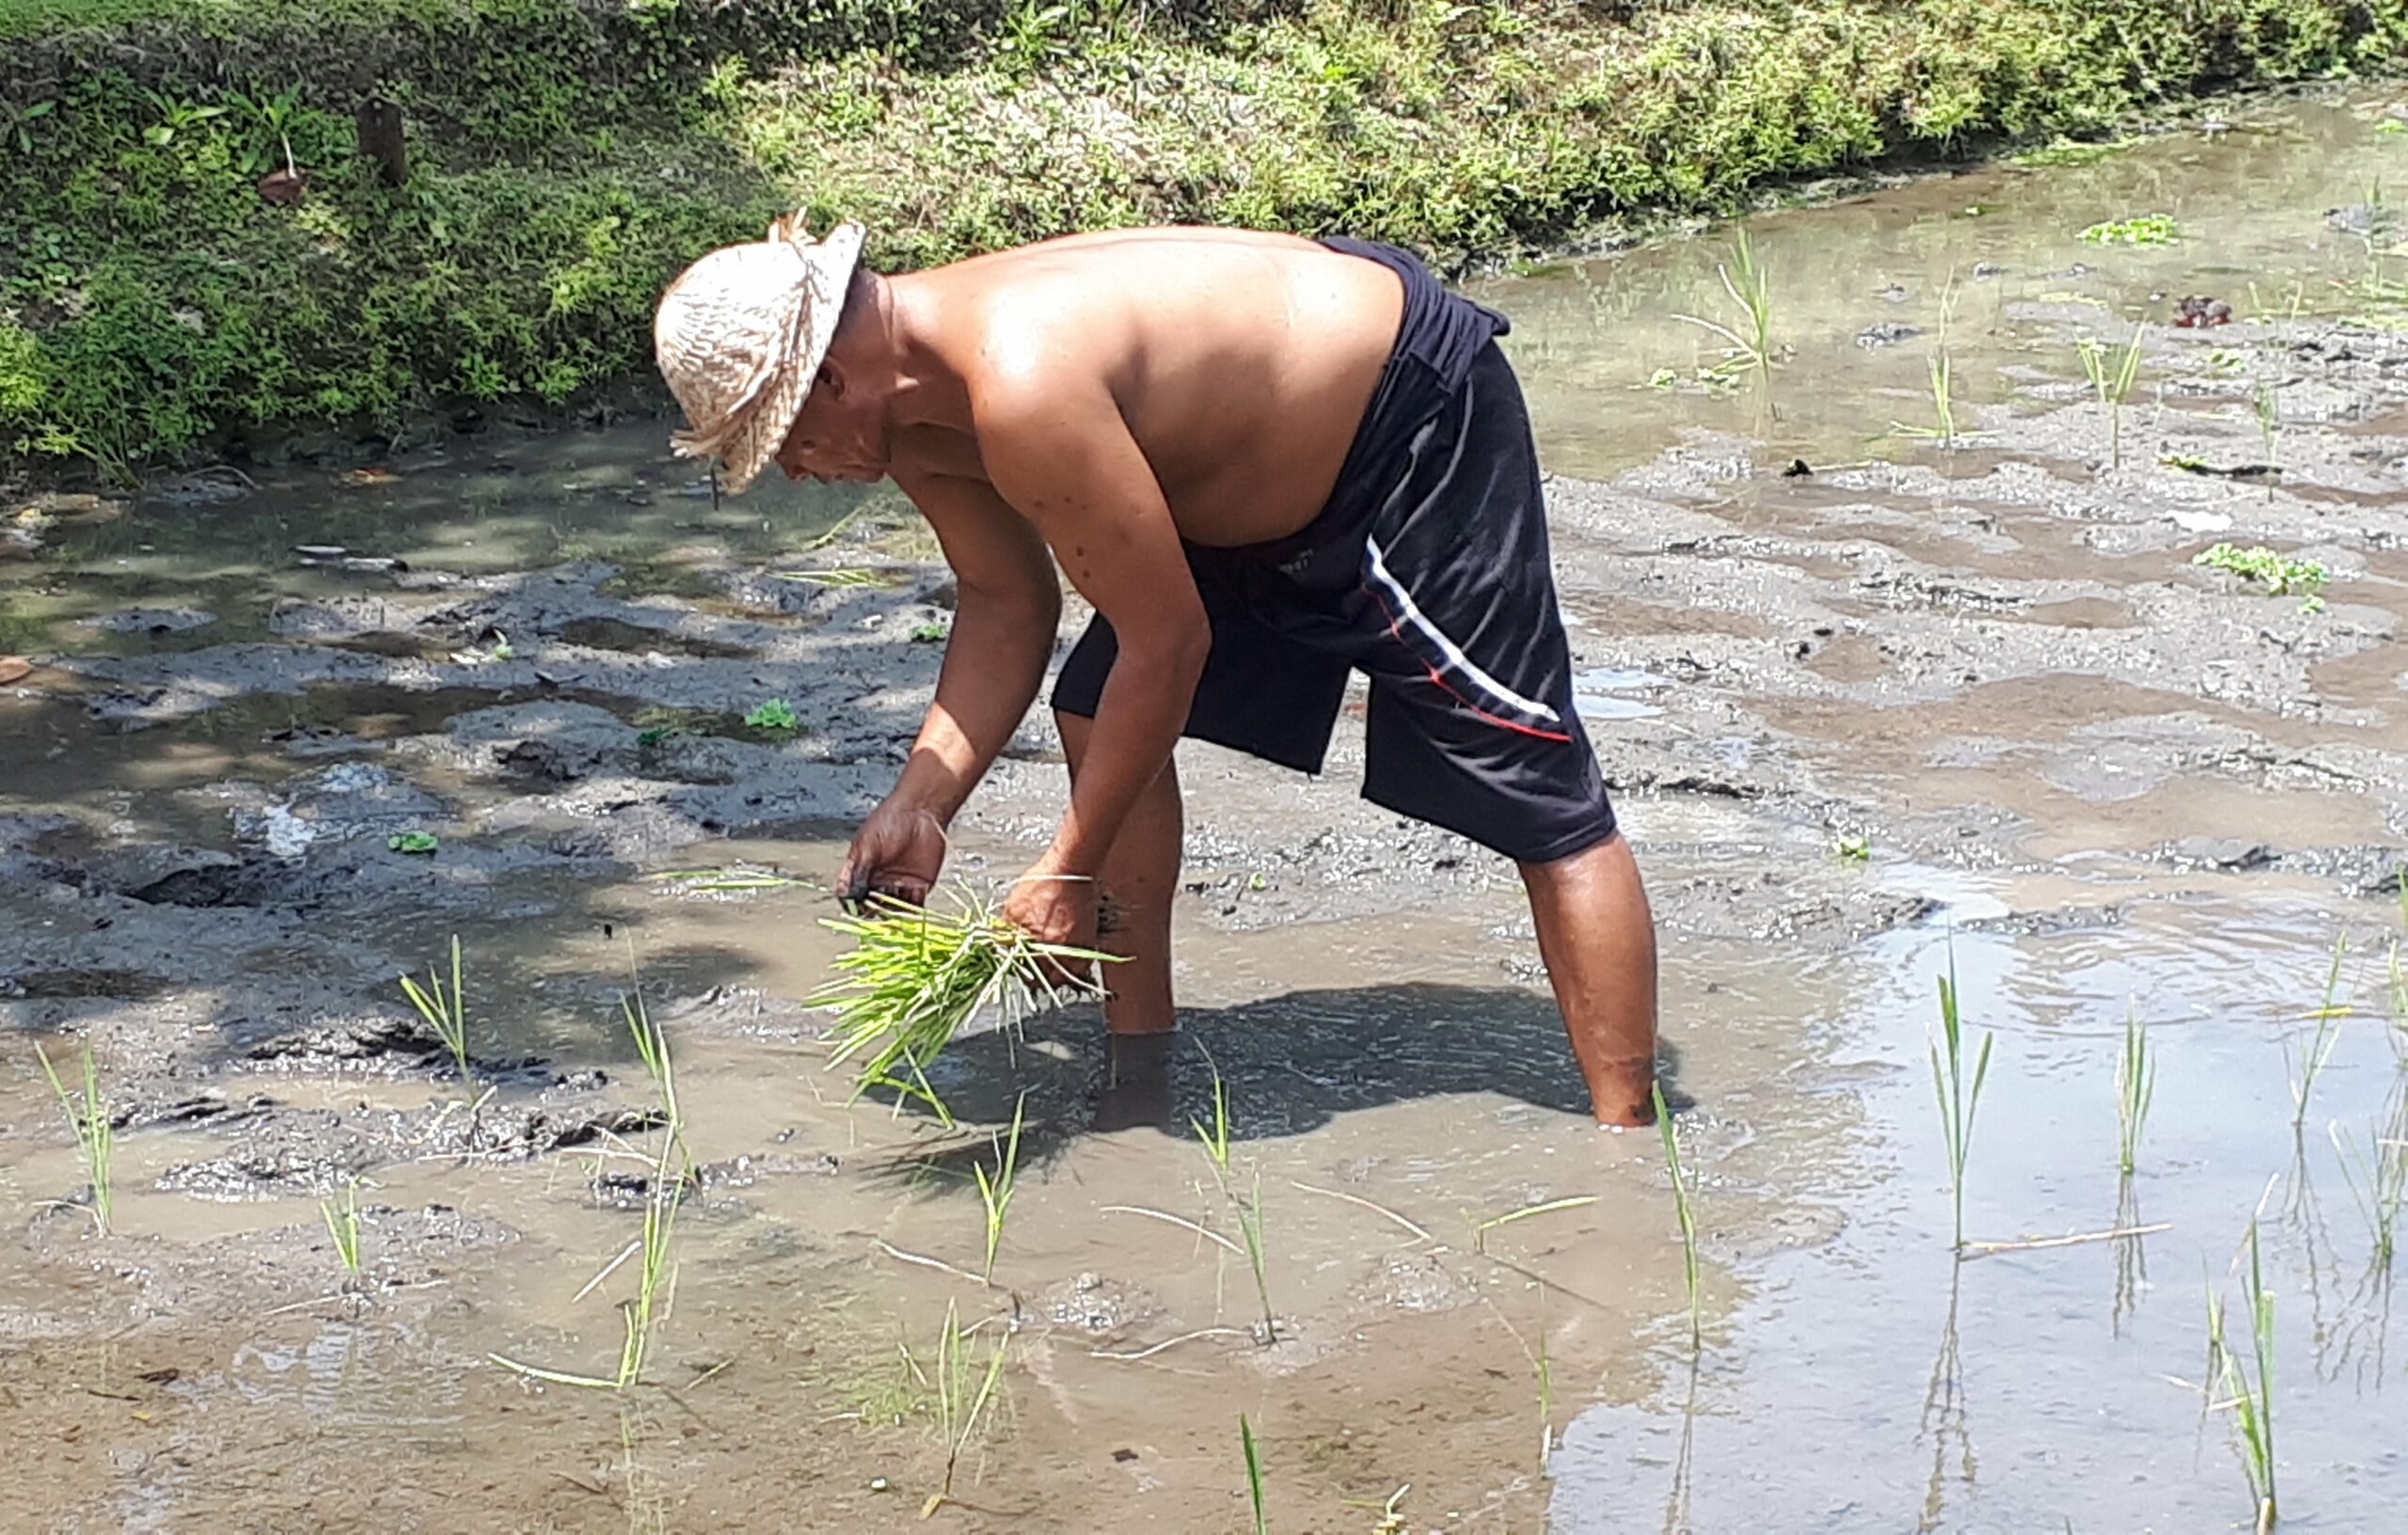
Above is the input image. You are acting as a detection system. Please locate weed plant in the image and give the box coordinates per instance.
[36,1040,113,1232]
[743,698,800,731]
[1930,951,1994,1251]
[816,886,1114,1123]
[2078,214,2180,245]
[1654,1083,1702,1351]
[398,935,473,1086]
[2195,543,2330,613]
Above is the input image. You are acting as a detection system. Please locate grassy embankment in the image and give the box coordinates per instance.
[2,0,2401,477]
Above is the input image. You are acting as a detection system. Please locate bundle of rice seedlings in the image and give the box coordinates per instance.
[816,885,1116,1120]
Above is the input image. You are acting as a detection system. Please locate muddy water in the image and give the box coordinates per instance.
[8,88,2408,1532]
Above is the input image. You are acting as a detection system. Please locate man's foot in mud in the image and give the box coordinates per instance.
[1092,1029,1178,1133]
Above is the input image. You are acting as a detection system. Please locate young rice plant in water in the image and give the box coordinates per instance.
[923,1300,1010,1518]
[2078,324,2147,469]
[1654,1083,1702,1351]
[1931,951,1994,1251]
[2332,1121,2404,1271]
[2289,935,2350,1129]
[1195,1070,1277,1342]
[2116,1005,2154,1175]
[322,1177,364,1276]
[1674,229,1774,392]
[974,1095,1027,1283]
[37,1040,113,1232]
[2217,1223,2278,1531]
[1241,1414,1268,1535]
[398,935,473,1087]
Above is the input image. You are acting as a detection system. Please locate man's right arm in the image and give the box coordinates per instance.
[837,471,1061,901]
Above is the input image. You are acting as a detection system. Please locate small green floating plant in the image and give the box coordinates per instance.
[2078,214,2181,245]
[2194,543,2330,614]
[743,698,800,731]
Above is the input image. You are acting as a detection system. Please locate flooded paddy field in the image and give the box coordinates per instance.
[8,89,2408,1531]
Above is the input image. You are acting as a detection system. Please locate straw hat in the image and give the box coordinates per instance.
[654,214,866,494]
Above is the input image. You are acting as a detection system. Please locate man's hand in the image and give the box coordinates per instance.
[1002,864,1100,974]
[838,799,949,908]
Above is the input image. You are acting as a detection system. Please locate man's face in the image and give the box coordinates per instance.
[774,364,887,485]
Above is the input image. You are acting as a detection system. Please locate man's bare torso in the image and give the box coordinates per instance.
[890,229,1404,547]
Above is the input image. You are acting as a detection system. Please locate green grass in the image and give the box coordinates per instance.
[974,1094,1026,1283]
[387,831,440,855]
[816,885,1115,1124]
[36,1039,113,1233]
[1930,949,1995,1252]
[2077,323,2147,470]
[2195,543,2331,613]
[2078,213,2181,245]
[1654,1082,1702,1352]
[398,934,473,1087]
[12,0,2408,474]
[2115,1005,2154,1176]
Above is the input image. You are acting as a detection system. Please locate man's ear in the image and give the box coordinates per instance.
[815,356,848,400]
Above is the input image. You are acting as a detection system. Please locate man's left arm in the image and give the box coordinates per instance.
[978,378,1211,948]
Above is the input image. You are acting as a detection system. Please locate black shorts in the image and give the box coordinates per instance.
[1052,242,1615,865]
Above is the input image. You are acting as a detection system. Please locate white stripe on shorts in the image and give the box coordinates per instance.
[1363,536,1562,725]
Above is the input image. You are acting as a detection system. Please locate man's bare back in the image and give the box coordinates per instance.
[879,229,1403,547]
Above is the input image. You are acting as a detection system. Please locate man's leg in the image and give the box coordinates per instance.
[1518,831,1658,1126]
[1056,709,1180,1034]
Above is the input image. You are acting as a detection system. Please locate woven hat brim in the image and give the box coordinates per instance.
[679,222,866,496]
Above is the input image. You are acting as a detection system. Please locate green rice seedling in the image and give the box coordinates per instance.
[1339,1484,1411,1533]
[2255,378,2281,475]
[974,1095,1026,1283]
[1653,1083,1702,1351]
[1241,1414,1268,1535]
[2217,1223,2278,1531]
[322,1177,363,1275]
[36,1040,113,1232]
[1673,229,1774,389]
[2077,324,2147,469]
[1534,1317,1554,1472]
[816,886,1115,1122]
[491,1000,687,1391]
[398,935,472,1086]
[924,1301,1010,1518]
[1930,951,1995,1251]
[2116,1005,2155,1176]
[1193,1069,1277,1341]
[1469,1195,1602,1255]
[2289,935,2350,1130]
[2332,1122,2404,1270]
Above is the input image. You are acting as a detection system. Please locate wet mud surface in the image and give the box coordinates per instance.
[7,89,2408,1533]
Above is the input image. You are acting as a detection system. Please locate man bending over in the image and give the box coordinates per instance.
[652,216,1659,1125]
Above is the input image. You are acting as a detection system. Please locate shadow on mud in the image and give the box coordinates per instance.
[892,981,1690,1148]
